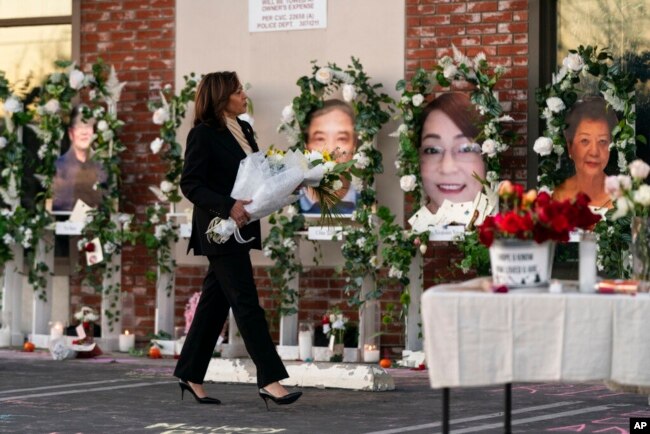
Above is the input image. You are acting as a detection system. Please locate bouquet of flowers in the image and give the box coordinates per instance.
[478,181,602,247]
[321,308,348,346]
[605,159,650,220]
[206,148,354,243]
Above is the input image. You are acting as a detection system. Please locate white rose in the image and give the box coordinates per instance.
[394,160,402,170]
[351,175,363,191]
[562,52,584,72]
[104,242,117,254]
[546,97,565,113]
[263,247,273,258]
[44,99,60,115]
[552,66,568,85]
[0,137,6,149]
[151,214,160,224]
[3,96,23,114]
[160,180,174,193]
[3,233,15,245]
[369,256,378,268]
[617,174,632,191]
[353,152,370,169]
[281,104,294,123]
[443,64,458,80]
[486,171,498,183]
[553,144,565,156]
[400,174,417,192]
[150,138,164,154]
[153,107,170,125]
[481,139,497,157]
[604,175,622,199]
[411,94,424,107]
[634,185,650,207]
[533,137,553,156]
[331,179,343,191]
[101,130,114,142]
[612,196,632,220]
[314,67,332,85]
[342,84,356,102]
[401,96,410,104]
[97,120,109,132]
[284,205,297,218]
[89,90,97,100]
[388,266,403,280]
[629,159,650,180]
[68,69,85,90]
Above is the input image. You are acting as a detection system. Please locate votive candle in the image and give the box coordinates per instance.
[363,344,380,363]
[119,330,135,352]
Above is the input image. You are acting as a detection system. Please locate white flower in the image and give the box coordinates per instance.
[3,96,23,114]
[443,64,458,80]
[634,185,650,207]
[323,161,336,172]
[151,214,160,224]
[263,247,273,258]
[160,180,174,193]
[400,174,417,192]
[542,107,553,120]
[331,179,343,191]
[439,55,453,67]
[93,107,105,118]
[154,224,165,240]
[351,175,363,191]
[150,138,164,154]
[284,205,297,218]
[553,144,565,156]
[37,145,48,160]
[97,120,109,132]
[369,256,378,268]
[618,174,632,191]
[353,152,370,169]
[101,130,114,142]
[68,69,85,90]
[153,107,170,125]
[305,150,323,163]
[629,159,650,180]
[342,84,356,102]
[314,67,332,85]
[322,323,331,334]
[0,137,6,149]
[282,238,297,250]
[394,160,402,170]
[281,104,294,123]
[388,266,403,280]
[411,94,425,107]
[89,90,97,100]
[481,139,497,157]
[533,137,553,156]
[546,97,565,113]
[400,96,410,104]
[562,52,584,72]
[494,65,506,75]
[473,52,486,68]
[604,175,622,198]
[44,99,60,115]
[50,72,62,83]
[486,171,498,183]
[104,242,117,254]
[333,69,354,84]
[612,196,632,220]
[552,66,568,85]
[419,244,428,255]
[3,233,14,245]
[355,237,366,248]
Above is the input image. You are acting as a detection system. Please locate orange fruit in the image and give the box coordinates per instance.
[23,341,35,352]
[379,358,392,369]
[148,346,161,359]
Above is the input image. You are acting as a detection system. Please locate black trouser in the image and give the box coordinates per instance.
[173,252,288,388]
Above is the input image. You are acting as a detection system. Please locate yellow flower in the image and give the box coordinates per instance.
[322,150,332,162]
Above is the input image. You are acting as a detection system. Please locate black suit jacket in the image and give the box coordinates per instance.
[181,118,261,256]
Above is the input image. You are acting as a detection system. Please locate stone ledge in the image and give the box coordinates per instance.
[205,358,395,391]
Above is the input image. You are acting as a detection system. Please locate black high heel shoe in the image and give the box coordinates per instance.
[258,388,302,410]
[179,380,221,404]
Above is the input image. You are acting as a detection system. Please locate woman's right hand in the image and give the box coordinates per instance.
[230,199,252,228]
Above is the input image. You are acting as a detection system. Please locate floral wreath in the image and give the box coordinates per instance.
[264,57,393,315]
[0,72,33,270]
[32,60,135,330]
[534,45,642,190]
[534,45,644,278]
[143,74,199,296]
[379,46,511,304]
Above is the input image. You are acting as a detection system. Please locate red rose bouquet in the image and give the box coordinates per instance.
[478,181,602,248]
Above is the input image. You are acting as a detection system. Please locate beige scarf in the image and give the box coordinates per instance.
[225,116,253,155]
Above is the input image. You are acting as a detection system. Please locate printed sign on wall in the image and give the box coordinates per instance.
[249,0,327,32]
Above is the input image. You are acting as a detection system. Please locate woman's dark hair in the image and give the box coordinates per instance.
[193,71,240,128]
[418,92,481,147]
[564,96,618,145]
[306,99,355,129]
[61,104,93,155]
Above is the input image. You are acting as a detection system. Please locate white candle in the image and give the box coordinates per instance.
[579,232,597,293]
[119,330,135,352]
[298,330,313,361]
[50,322,64,339]
[0,328,10,347]
[363,344,380,363]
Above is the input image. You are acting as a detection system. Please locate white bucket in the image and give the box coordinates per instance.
[489,239,554,288]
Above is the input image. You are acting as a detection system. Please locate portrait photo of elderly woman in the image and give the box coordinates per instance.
[552,96,618,209]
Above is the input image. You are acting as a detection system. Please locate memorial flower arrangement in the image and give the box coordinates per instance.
[321,308,348,345]
[477,181,602,248]
[605,159,650,220]
[264,58,392,316]
[73,306,99,344]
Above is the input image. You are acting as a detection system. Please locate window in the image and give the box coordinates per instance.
[0,0,74,97]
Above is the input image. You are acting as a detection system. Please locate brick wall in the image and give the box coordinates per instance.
[72,0,176,337]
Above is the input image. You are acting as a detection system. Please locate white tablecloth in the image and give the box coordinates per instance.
[422,280,650,388]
